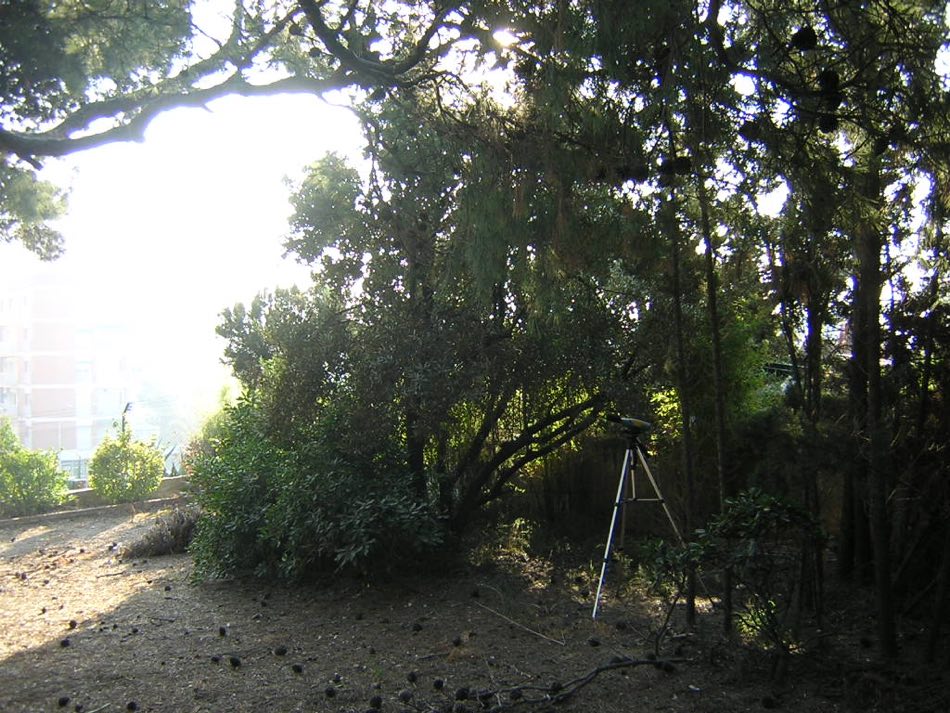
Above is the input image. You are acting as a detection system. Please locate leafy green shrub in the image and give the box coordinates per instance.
[0,420,69,517]
[630,536,705,653]
[187,401,292,578]
[188,399,443,581]
[181,403,231,478]
[629,490,821,663]
[697,488,822,654]
[89,428,164,504]
[636,537,701,600]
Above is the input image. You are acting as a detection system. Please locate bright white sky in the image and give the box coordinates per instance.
[0,93,364,428]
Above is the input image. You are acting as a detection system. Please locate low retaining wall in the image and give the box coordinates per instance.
[0,476,191,525]
[67,475,189,509]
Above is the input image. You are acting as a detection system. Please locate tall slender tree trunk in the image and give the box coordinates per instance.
[696,178,732,632]
[404,229,436,500]
[926,523,950,662]
[803,299,824,425]
[916,272,940,436]
[406,404,427,499]
[842,292,873,582]
[666,197,698,627]
[696,185,729,510]
[801,300,825,620]
[856,154,898,658]
[838,456,856,577]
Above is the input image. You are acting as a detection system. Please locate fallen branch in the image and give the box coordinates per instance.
[410,656,684,712]
[498,656,684,709]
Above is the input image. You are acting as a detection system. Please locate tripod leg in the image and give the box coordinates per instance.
[593,448,633,619]
[636,444,685,544]
[619,449,633,552]
[636,444,711,597]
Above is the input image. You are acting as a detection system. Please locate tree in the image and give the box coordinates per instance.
[466,0,948,654]
[700,0,948,657]
[0,1,476,257]
[218,97,632,531]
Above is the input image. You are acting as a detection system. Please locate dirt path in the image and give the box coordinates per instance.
[0,507,844,713]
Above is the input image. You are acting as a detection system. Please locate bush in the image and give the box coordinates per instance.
[697,488,822,654]
[181,405,230,478]
[0,420,69,517]
[188,399,443,580]
[626,490,821,663]
[89,428,164,504]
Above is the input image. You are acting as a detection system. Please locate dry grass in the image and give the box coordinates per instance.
[120,505,199,559]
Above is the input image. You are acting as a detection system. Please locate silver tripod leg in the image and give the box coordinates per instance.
[637,444,709,596]
[592,447,633,619]
[636,445,685,545]
[593,439,693,618]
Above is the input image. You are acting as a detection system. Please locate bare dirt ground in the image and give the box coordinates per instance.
[0,506,945,713]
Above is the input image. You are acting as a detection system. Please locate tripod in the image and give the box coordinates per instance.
[592,418,684,619]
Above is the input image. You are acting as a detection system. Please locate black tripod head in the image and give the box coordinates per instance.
[606,414,652,439]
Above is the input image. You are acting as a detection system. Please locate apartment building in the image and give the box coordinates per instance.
[0,270,132,477]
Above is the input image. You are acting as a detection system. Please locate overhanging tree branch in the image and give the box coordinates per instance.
[451,393,605,521]
[0,74,349,160]
[0,4,304,163]
[455,385,517,478]
[482,394,604,478]
[476,398,604,510]
[298,0,398,83]
[297,0,459,85]
[1,2,467,166]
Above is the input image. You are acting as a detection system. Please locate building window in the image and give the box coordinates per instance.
[76,361,93,383]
